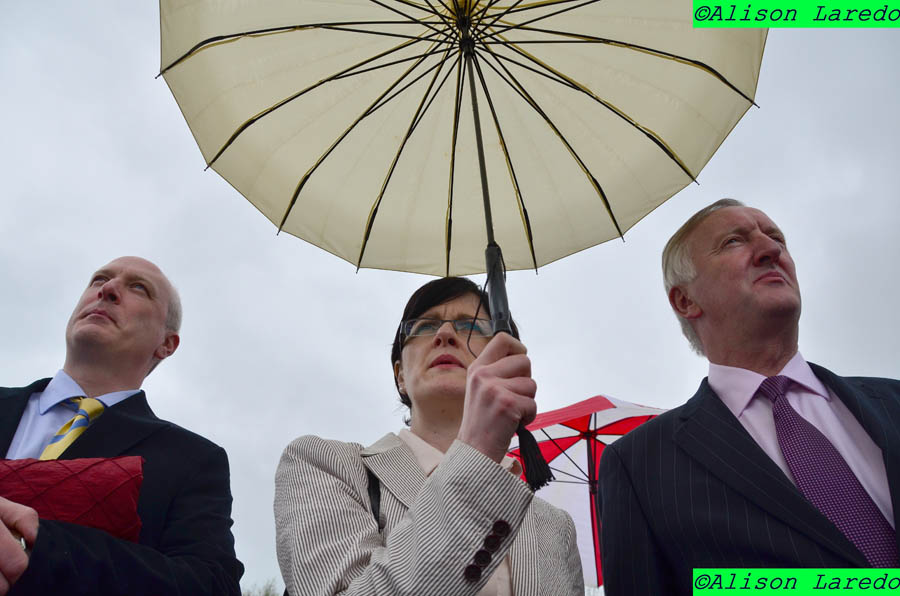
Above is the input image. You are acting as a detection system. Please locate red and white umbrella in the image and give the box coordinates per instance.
[508,395,664,591]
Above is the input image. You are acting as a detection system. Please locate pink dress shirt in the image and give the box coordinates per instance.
[397,429,520,596]
[708,352,894,527]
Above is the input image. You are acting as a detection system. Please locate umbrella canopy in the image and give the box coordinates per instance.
[507,395,665,590]
[159,0,766,276]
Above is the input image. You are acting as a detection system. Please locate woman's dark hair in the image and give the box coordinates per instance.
[391,277,519,415]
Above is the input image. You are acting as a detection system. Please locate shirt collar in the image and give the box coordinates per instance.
[397,428,522,477]
[38,370,141,414]
[708,352,830,419]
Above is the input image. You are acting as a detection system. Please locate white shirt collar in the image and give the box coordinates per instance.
[39,369,141,414]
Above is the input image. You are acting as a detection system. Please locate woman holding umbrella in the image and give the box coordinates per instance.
[274,277,583,595]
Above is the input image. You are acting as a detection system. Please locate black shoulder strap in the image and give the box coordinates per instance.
[283,468,383,596]
[366,466,382,528]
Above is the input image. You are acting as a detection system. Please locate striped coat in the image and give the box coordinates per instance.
[275,433,583,595]
[598,364,900,596]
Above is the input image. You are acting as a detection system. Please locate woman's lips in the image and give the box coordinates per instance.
[430,354,464,368]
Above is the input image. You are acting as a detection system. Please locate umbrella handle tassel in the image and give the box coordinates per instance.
[485,243,554,491]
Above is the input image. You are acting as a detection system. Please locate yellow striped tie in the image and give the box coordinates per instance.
[39,397,105,460]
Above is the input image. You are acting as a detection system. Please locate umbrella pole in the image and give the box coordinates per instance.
[463,45,553,491]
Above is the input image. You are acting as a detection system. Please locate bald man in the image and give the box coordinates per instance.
[0,257,242,596]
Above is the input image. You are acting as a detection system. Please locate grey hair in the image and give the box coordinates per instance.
[662,198,744,355]
[165,281,182,333]
[148,278,182,375]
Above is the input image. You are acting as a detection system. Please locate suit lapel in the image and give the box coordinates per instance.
[810,363,900,553]
[360,433,427,509]
[674,380,866,566]
[0,379,51,456]
[61,391,166,459]
[508,505,540,596]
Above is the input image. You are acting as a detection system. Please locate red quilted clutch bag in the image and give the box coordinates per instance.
[0,456,143,542]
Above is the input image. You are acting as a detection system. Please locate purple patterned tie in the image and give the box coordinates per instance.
[757,375,898,567]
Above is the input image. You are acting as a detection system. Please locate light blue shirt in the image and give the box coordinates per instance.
[5,370,140,459]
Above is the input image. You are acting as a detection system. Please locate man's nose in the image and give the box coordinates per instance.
[753,234,783,266]
[97,280,121,303]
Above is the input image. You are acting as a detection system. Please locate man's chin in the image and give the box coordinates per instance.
[68,325,117,349]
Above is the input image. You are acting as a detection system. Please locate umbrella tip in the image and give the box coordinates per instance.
[154,72,162,80]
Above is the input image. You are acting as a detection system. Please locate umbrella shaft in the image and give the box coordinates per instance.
[465,52,495,247]
[464,50,511,335]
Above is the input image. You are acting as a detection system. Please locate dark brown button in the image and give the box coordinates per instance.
[483,534,501,552]
[492,520,511,537]
[474,549,492,567]
[464,564,482,582]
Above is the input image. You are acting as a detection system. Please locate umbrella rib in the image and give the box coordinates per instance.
[318,24,454,43]
[333,46,449,83]
[381,0,446,18]
[538,427,592,479]
[444,49,466,277]
[470,53,539,271]
[368,51,459,118]
[477,45,625,239]
[488,24,757,105]
[473,0,527,38]
[355,44,457,269]
[277,37,450,232]
[471,0,511,25]
[207,30,444,168]
[483,0,603,37]
[482,33,698,182]
[487,0,588,19]
[367,0,446,37]
[159,20,444,75]
[410,54,463,134]
[421,0,458,30]
[546,478,591,485]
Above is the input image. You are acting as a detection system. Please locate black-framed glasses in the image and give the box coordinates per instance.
[400,317,493,343]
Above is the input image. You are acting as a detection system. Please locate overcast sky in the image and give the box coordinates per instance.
[2,3,898,592]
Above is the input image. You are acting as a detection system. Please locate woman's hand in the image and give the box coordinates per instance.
[457,333,537,463]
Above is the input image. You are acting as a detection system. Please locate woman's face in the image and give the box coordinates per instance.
[394,292,490,411]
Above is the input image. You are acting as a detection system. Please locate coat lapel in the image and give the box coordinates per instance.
[674,380,867,566]
[810,363,900,553]
[0,379,50,456]
[61,392,167,459]
[360,433,427,509]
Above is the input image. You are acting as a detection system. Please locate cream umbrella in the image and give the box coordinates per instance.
[159,0,766,488]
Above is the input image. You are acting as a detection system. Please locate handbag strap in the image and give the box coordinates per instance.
[365,466,382,529]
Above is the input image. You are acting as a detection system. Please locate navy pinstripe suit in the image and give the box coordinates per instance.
[599,363,900,596]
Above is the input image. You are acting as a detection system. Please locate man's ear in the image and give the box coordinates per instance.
[669,286,702,320]
[393,360,405,394]
[154,332,180,361]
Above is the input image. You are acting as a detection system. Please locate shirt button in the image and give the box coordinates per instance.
[492,520,511,537]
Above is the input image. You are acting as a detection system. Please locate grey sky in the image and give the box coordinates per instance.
[2,3,898,591]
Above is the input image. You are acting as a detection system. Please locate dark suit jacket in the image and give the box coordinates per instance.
[1,378,243,596]
[599,364,900,596]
